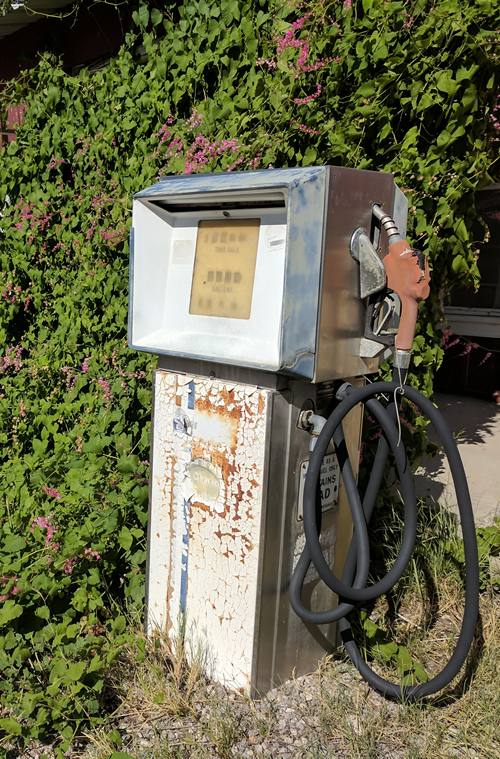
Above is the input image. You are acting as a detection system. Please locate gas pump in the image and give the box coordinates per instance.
[129,166,479,699]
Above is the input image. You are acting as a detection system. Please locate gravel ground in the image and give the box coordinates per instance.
[92,662,406,759]
[10,593,499,758]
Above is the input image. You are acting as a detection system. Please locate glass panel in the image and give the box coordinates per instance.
[189,219,260,319]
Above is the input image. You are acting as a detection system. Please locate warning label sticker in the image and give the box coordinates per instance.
[297,452,340,521]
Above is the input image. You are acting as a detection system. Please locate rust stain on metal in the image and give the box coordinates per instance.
[190,500,211,513]
[257,394,265,415]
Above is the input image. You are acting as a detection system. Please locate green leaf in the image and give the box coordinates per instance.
[412,660,429,683]
[0,600,23,627]
[451,255,468,275]
[437,130,451,147]
[118,527,133,551]
[0,717,22,736]
[455,218,469,242]
[396,646,413,674]
[133,4,149,28]
[150,8,163,26]
[112,615,127,634]
[373,641,398,662]
[357,82,376,97]
[117,455,139,474]
[35,605,51,621]
[436,70,458,96]
[1,533,26,553]
[303,146,317,164]
[66,661,86,681]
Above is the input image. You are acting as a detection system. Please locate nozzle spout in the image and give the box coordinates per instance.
[373,204,402,243]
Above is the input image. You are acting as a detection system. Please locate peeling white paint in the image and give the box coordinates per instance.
[193,409,235,445]
[147,370,269,691]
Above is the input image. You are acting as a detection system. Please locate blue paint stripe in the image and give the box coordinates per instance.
[179,498,190,614]
[187,380,195,410]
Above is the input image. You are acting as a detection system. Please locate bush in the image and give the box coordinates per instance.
[0,0,497,752]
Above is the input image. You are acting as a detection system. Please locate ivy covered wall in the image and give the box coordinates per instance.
[0,0,498,751]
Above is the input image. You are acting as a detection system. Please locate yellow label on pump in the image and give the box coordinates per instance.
[189,219,260,319]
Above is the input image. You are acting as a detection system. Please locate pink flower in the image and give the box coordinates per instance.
[42,486,62,500]
[291,120,321,135]
[81,356,91,374]
[277,15,310,55]
[275,13,325,74]
[187,109,203,129]
[183,135,240,174]
[293,83,322,105]
[166,138,183,156]
[401,416,415,433]
[97,377,112,403]
[478,351,493,366]
[343,0,352,9]
[256,58,277,69]
[0,575,19,601]
[86,220,97,241]
[33,515,51,531]
[491,95,500,132]
[297,41,309,70]
[83,547,101,561]
[63,558,76,575]
[61,366,77,389]
[99,228,123,243]
[0,346,23,373]
[158,116,174,141]
[32,513,60,550]
[248,153,262,170]
[227,156,245,172]
[47,156,64,170]
[1,282,22,304]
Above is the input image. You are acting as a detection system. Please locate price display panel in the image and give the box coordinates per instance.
[189,219,260,320]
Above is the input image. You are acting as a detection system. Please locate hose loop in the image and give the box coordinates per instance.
[289,375,480,700]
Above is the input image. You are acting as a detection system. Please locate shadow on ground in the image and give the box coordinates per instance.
[415,393,500,525]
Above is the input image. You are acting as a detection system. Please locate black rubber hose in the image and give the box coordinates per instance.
[302,382,418,603]
[290,377,480,700]
[289,396,400,624]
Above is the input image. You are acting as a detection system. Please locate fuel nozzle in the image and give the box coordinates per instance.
[373,205,430,367]
[372,204,402,243]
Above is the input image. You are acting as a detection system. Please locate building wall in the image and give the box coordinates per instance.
[0,3,132,82]
[436,186,500,401]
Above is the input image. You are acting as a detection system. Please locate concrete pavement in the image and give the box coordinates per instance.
[415,393,500,526]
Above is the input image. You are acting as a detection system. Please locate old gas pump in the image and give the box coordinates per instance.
[129,166,479,700]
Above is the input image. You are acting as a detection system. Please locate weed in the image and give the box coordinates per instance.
[201,694,240,758]
[111,624,207,721]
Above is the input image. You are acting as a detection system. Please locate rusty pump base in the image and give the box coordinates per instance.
[289,215,480,701]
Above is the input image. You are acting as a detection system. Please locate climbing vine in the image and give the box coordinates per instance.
[0,0,498,753]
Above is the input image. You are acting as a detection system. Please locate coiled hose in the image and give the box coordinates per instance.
[289,371,480,700]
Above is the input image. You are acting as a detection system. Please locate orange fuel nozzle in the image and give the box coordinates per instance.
[383,239,430,351]
[373,206,430,354]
